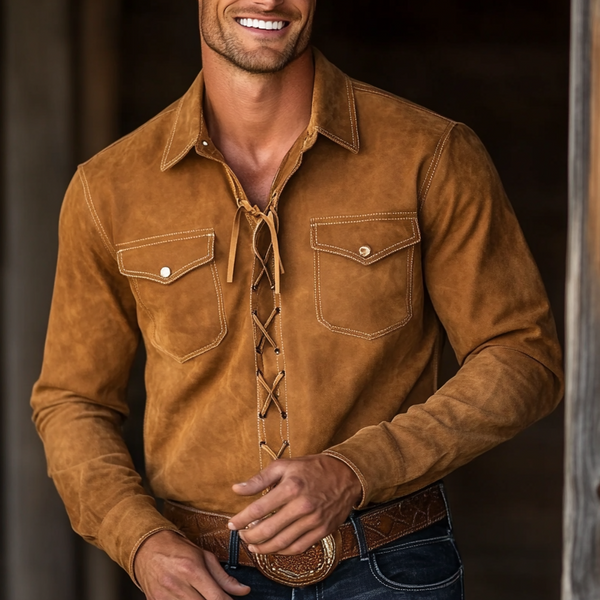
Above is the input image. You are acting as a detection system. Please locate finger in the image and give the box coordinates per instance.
[228,486,289,531]
[232,462,284,496]
[189,575,234,600]
[277,527,331,556]
[238,504,304,545]
[203,552,251,596]
[245,516,327,556]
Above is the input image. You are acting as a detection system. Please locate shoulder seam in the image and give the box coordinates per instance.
[80,106,178,166]
[77,166,117,259]
[418,122,457,211]
[352,81,455,124]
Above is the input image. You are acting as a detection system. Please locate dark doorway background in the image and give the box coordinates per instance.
[67,0,572,598]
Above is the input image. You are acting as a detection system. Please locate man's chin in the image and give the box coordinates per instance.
[219,46,300,75]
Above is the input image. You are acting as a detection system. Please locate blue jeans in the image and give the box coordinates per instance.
[224,510,464,599]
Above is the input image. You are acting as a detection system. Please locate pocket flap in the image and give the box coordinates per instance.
[310,213,420,265]
[117,229,215,284]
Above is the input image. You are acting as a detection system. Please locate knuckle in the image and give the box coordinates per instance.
[306,512,322,527]
[156,571,179,590]
[286,475,305,495]
[297,498,316,514]
[315,525,329,539]
[174,556,196,575]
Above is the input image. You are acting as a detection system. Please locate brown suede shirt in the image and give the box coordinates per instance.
[31,50,563,579]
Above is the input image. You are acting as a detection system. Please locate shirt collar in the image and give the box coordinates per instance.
[160,48,360,172]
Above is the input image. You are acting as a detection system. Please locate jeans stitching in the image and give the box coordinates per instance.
[374,534,452,556]
[439,482,454,533]
[368,552,463,591]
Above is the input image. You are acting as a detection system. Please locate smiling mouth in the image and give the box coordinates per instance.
[236,18,290,31]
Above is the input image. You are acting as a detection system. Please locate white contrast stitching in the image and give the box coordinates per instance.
[250,228,265,472]
[119,234,212,253]
[368,553,462,592]
[117,235,214,283]
[116,228,214,247]
[375,535,451,556]
[418,128,447,200]
[128,243,227,364]
[315,126,356,152]
[311,218,420,265]
[313,243,415,340]
[419,123,455,209]
[352,82,455,123]
[78,167,116,258]
[346,76,358,149]
[321,450,368,507]
[161,96,184,170]
[160,95,199,171]
[272,265,292,459]
[310,211,415,222]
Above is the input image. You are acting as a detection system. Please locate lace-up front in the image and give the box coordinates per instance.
[249,212,290,468]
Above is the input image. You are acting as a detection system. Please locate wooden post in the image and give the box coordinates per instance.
[563,0,600,598]
[2,0,77,598]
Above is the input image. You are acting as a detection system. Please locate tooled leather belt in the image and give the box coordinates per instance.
[163,482,447,588]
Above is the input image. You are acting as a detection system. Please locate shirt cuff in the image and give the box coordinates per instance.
[96,494,182,584]
[321,449,369,509]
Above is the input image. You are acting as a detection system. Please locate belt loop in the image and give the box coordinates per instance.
[437,481,453,531]
[227,529,240,569]
[349,511,369,561]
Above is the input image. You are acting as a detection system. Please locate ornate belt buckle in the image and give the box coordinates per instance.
[251,530,342,587]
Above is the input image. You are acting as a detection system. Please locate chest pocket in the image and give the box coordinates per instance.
[117,229,227,362]
[310,212,420,340]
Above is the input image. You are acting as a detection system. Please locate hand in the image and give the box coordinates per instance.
[228,454,362,556]
[134,530,251,599]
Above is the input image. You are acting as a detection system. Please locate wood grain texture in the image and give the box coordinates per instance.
[563,0,600,598]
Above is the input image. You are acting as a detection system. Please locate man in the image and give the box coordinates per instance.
[31,0,563,598]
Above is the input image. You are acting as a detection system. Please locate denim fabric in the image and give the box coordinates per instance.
[225,517,464,600]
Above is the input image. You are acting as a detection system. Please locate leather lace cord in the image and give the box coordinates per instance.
[252,309,281,354]
[260,440,290,461]
[257,370,286,418]
[228,205,285,294]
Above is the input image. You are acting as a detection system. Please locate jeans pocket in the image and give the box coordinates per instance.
[368,535,463,595]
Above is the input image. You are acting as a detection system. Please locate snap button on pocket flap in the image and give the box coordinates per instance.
[116,229,215,284]
[310,213,420,265]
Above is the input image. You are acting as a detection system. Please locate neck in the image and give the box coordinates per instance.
[201,42,314,162]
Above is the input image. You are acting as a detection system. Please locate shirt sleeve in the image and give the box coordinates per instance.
[324,123,564,507]
[30,167,181,580]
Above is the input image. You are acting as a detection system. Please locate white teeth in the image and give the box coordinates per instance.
[238,18,286,30]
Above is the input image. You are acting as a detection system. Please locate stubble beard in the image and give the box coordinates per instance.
[201,7,312,74]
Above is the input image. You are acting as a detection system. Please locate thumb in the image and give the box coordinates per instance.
[204,552,251,596]
[232,463,283,496]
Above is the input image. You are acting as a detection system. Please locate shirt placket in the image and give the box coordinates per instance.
[198,129,317,471]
